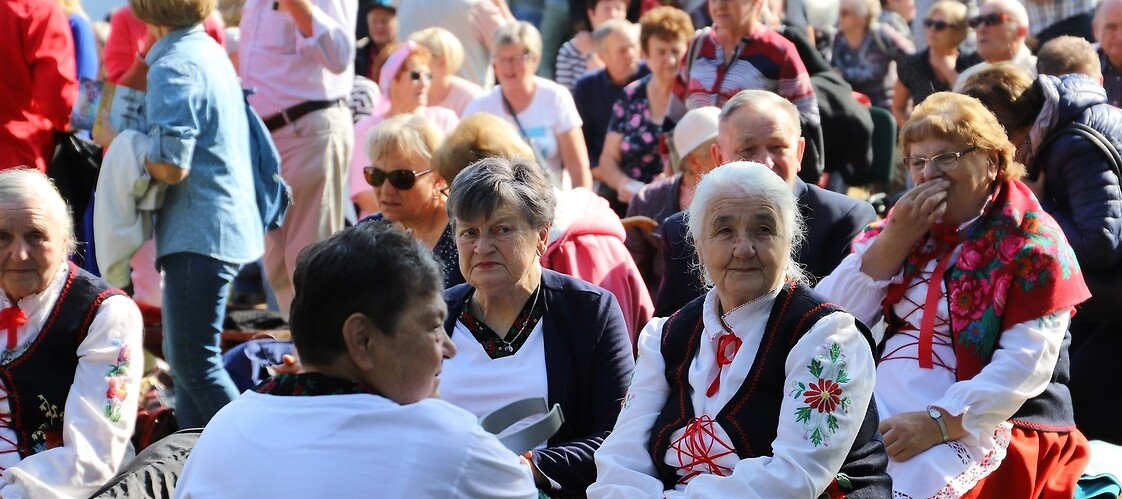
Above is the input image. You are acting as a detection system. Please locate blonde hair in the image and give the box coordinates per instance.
[129,0,216,28]
[410,27,466,74]
[926,1,969,44]
[366,114,445,168]
[56,0,88,17]
[431,113,534,183]
[900,92,1026,181]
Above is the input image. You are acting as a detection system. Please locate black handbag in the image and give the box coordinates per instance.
[48,130,102,214]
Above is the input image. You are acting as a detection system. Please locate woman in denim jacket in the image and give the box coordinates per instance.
[99,0,264,429]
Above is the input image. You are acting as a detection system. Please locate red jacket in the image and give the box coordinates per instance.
[0,0,76,171]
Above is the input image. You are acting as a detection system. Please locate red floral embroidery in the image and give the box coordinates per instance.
[804,379,843,413]
[791,343,852,447]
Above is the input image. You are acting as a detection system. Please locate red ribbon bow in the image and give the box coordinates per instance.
[0,307,27,350]
[706,332,743,397]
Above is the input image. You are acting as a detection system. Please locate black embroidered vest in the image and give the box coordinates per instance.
[883,279,1078,433]
[1,264,123,458]
[649,282,891,497]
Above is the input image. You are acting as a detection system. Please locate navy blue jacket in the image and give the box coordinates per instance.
[443,269,635,497]
[654,179,876,316]
[1032,74,1122,320]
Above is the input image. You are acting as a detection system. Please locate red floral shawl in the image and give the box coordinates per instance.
[856,179,1090,380]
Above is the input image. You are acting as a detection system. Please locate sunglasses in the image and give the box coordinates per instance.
[408,70,432,82]
[968,12,1009,28]
[363,167,433,189]
[923,19,953,31]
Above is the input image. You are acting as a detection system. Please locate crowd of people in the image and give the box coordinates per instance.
[3,0,1122,496]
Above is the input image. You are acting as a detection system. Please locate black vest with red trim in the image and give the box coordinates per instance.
[1,264,123,459]
[648,282,891,497]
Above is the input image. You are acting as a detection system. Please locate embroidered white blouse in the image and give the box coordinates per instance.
[0,266,143,499]
[814,230,1067,498]
[588,285,876,498]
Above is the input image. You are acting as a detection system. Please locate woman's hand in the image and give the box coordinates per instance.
[879,411,943,462]
[882,178,949,245]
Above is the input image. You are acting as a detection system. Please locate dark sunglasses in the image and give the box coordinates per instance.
[363,167,433,189]
[408,70,432,82]
[969,12,1009,28]
[923,19,953,31]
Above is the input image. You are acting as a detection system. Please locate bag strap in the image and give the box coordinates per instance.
[1037,122,1122,181]
[499,89,553,182]
[478,397,565,455]
[685,26,711,84]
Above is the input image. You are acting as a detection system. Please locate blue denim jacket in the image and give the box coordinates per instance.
[145,26,264,265]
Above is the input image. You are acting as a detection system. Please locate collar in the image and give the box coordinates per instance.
[145,25,205,64]
[702,284,781,341]
[1,264,70,331]
[254,372,380,397]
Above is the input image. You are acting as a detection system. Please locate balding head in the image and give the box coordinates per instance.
[974,0,1030,62]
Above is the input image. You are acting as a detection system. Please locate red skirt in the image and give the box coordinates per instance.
[962,426,1090,499]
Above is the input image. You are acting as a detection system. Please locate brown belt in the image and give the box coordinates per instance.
[262,99,343,132]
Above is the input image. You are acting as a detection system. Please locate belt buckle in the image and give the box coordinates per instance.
[280,108,293,126]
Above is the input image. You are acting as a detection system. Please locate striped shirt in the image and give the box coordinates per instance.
[555,39,592,92]
[665,27,819,131]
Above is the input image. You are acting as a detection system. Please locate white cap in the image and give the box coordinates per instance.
[673,106,721,159]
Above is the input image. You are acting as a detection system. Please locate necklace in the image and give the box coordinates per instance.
[472,286,541,355]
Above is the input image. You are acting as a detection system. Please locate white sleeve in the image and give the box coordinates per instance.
[2,295,143,499]
[450,428,538,499]
[814,236,899,327]
[297,0,356,74]
[934,310,1068,445]
[678,312,877,498]
[588,317,671,499]
[552,83,583,134]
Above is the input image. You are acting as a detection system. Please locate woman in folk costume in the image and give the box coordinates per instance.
[816,92,1091,498]
[589,161,890,498]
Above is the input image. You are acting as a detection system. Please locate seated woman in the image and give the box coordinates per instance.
[832,0,915,109]
[348,41,460,218]
[176,222,536,498]
[589,162,889,498]
[440,156,635,496]
[361,114,463,288]
[815,92,1092,497]
[0,169,143,498]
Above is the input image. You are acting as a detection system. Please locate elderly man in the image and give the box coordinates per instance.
[240,0,357,317]
[653,90,876,316]
[955,0,1036,87]
[175,222,538,498]
[1095,0,1122,106]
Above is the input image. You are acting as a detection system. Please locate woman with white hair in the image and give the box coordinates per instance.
[409,27,483,117]
[832,0,915,108]
[0,169,143,498]
[589,162,889,498]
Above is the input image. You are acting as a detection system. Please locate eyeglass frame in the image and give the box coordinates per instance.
[902,147,977,174]
[923,18,955,31]
[968,12,1010,28]
[491,51,533,66]
[362,166,434,190]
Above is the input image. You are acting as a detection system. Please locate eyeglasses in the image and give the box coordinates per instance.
[408,70,432,82]
[968,12,1009,28]
[839,8,855,17]
[903,147,976,174]
[923,19,953,31]
[363,167,433,189]
[491,52,532,66]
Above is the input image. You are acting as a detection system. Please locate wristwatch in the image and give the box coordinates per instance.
[927,406,950,443]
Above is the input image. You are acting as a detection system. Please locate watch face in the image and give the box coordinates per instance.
[928,408,941,418]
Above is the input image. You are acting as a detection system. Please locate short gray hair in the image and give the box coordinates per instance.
[720,90,801,142]
[493,20,543,60]
[593,19,637,49]
[0,168,76,255]
[687,161,808,286]
[446,157,556,230]
[366,114,445,166]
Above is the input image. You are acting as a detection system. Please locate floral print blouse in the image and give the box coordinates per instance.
[607,75,666,184]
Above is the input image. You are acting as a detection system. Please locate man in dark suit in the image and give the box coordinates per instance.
[654,89,877,316]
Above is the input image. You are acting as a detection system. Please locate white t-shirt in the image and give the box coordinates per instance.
[175,391,537,499]
[464,77,583,190]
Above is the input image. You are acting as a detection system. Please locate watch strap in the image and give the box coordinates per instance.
[928,406,950,443]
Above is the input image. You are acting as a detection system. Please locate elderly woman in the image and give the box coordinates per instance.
[960,63,1122,446]
[597,7,694,205]
[816,92,1091,497]
[408,27,483,117]
[360,114,462,288]
[0,169,143,498]
[832,0,915,109]
[589,162,888,498]
[439,157,635,496]
[464,21,592,191]
[892,0,980,125]
[349,41,460,218]
[176,222,536,498]
[95,0,263,429]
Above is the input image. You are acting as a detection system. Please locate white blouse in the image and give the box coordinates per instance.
[814,230,1067,498]
[0,266,143,499]
[589,286,876,498]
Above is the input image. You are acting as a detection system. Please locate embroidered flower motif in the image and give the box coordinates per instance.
[790,343,852,447]
[30,395,64,454]
[104,342,132,422]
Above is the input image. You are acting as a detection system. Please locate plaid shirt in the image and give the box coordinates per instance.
[1025,0,1097,36]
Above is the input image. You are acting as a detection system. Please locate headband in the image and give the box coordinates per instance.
[379,40,418,89]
